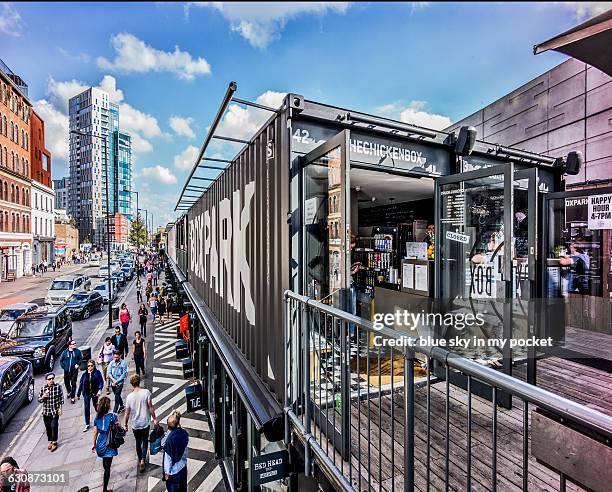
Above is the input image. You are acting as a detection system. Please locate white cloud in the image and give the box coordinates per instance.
[140,165,178,184]
[97,33,211,80]
[188,2,350,48]
[563,2,612,18]
[217,90,286,140]
[174,145,200,171]
[169,116,196,139]
[0,3,23,37]
[98,75,124,104]
[58,47,91,63]
[32,99,69,163]
[119,103,163,139]
[375,101,452,131]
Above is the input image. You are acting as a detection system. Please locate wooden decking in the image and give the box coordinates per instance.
[316,356,611,491]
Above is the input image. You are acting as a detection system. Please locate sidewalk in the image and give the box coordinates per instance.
[3,276,145,491]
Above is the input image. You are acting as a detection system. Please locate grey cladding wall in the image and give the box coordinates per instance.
[447,59,612,186]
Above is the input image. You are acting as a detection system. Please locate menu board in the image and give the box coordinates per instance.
[405,242,428,260]
[440,188,465,226]
[402,262,414,289]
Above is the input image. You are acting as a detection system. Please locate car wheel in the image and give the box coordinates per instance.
[83,308,90,319]
[46,353,55,372]
[25,381,34,405]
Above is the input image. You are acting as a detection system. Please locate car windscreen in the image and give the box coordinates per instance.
[50,280,73,290]
[10,318,53,337]
[94,285,107,291]
[70,293,89,301]
[0,309,25,321]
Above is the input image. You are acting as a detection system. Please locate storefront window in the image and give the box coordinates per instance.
[546,191,612,354]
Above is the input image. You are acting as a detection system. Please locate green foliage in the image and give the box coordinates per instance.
[129,217,148,247]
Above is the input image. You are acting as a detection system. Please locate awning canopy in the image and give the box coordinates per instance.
[534,9,612,76]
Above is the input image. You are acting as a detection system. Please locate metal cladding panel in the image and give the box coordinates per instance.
[186,114,289,401]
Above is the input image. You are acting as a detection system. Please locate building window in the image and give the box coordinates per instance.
[3,182,6,201]
[11,184,15,202]
[15,187,19,205]
[10,122,13,141]
[34,192,38,209]
[25,189,29,206]
[2,115,6,136]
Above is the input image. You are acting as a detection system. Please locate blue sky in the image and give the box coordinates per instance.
[0,2,607,227]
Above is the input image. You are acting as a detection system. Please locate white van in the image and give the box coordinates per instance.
[45,274,91,305]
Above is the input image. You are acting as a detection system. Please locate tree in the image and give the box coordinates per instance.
[129,216,148,247]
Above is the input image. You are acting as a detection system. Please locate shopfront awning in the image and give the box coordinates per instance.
[534,9,612,76]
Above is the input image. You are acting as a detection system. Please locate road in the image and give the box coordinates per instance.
[0,263,136,452]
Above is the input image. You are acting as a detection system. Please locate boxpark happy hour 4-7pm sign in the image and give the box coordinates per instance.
[588,193,612,230]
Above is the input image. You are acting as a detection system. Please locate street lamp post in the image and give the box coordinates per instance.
[70,129,113,333]
[131,190,139,251]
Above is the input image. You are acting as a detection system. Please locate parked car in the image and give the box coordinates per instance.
[0,303,38,336]
[0,357,34,431]
[45,274,91,305]
[89,257,101,267]
[66,291,104,320]
[112,271,126,288]
[121,265,134,280]
[93,280,117,304]
[110,261,121,274]
[0,306,72,372]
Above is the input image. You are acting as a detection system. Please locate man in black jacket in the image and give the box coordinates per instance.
[59,340,82,403]
[112,325,129,359]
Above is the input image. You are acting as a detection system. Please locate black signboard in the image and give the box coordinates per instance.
[182,358,194,379]
[291,121,451,176]
[185,382,204,412]
[251,449,290,486]
[175,340,189,359]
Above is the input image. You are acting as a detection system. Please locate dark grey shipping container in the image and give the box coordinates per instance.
[184,111,290,400]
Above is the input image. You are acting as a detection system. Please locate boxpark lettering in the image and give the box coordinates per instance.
[188,180,256,325]
[350,138,426,165]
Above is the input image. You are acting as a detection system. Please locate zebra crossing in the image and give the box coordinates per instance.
[145,316,225,492]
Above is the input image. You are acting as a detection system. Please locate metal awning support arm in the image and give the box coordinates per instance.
[175,81,237,211]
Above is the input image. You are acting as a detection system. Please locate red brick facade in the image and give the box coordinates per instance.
[30,110,51,188]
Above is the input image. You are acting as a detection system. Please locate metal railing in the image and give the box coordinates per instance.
[284,291,612,492]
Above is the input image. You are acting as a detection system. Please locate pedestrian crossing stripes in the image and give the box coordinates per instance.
[145,312,225,492]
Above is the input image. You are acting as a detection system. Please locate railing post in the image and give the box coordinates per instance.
[284,295,291,447]
[341,317,351,462]
[405,350,415,492]
[303,301,312,476]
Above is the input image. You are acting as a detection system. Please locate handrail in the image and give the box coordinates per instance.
[284,290,612,440]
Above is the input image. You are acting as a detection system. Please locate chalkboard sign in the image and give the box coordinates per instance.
[252,450,290,486]
[360,199,433,227]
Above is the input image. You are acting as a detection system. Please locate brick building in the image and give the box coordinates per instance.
[0,59,32,280]
[30,110,54,265]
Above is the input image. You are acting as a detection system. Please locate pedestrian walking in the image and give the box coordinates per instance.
[123,374,158,473]
[60,340,82,404]
[0,457,30,492]
[38,372,64,452]
[97,337,116,394]
[108,351,127,413]
[77,360,104,432]
[146,271,152,284]
[119,303,131,336]
[92,396,122,492]
[136,285,142,303]
[132,331,146,376]
[166,293,174,319]
[112,326,129,359]
[149,295,157,323]
[162,411,189,492]
[138,303,148,337]
[157,297,166,325]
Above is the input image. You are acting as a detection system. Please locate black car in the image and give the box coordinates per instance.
[0,306,72,372]
[0,357,34,431]
[66,291,104,320]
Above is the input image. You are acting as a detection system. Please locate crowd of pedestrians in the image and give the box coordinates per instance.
[1,250,191,492]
